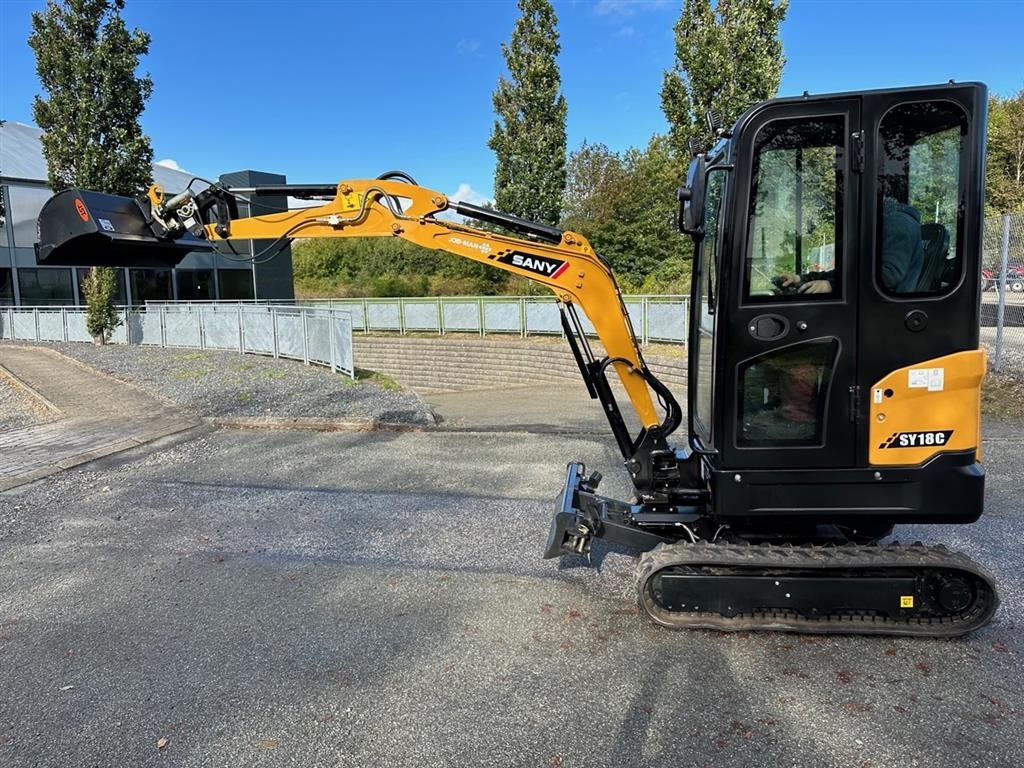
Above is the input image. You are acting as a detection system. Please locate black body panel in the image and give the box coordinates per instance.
[710,451,983,526]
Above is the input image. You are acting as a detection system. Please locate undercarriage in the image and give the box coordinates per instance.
[545,463,999,637]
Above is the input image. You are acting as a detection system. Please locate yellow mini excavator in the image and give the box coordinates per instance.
[36,82,999,635]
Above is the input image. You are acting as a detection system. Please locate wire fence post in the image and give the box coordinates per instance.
[329,310,338,373]
[271,307,280,358]
[301,308,310,365]
[995,213,1011,373]
[237,305,244,354]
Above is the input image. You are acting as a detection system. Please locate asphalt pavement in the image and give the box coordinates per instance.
[1,421,1022,767]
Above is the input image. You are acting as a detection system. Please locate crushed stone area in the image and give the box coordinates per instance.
[0,427,1021,767]
[0,373,56,432]
[48,343,434,424]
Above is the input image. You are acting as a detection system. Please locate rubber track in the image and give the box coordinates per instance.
[636,541,999,637]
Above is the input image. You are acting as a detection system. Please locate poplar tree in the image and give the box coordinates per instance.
[488,0,568,226]
[661,0,788,157]
[29,0,154,195]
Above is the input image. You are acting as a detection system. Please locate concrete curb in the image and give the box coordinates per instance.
[0,359,63,416]
[207,416,433,433]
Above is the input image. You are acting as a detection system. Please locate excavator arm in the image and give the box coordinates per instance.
[38,174,683,496]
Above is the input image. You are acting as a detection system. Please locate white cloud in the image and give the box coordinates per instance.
[448,183,491,207]
[155,158,183,171]
[594,0,670,19]
[614,25,637,38]
[456,38,480,55]
[594,0,634,16]
[435,183,492,223]
[287,196,325,210]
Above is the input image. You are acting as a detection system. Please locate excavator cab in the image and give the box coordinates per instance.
[681,82,987,537]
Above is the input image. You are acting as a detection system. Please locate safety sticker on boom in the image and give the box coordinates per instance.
[878,430,954,449]
[498,252,569,279]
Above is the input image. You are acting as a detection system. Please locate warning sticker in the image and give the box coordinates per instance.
[900,595,915,609]
[909,368,944,392]
[98,218,115,232]
[873,388,883,404]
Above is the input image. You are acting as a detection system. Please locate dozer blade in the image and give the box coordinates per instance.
[35,189,213,268]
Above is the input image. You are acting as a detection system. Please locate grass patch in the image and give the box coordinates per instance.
[179,352,209,361]
[981,371,1024,421]
[261,369,288,380]
[175,368,210,379]
[238,391,253,402]
[355,368,402,391]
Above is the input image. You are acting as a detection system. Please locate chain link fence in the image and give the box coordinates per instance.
[982,213,1024,374]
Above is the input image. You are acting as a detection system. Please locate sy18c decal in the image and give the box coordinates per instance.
[878,430,954,449]
[497,252,569,279]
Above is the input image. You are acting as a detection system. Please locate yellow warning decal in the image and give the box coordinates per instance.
[900,595,915,609]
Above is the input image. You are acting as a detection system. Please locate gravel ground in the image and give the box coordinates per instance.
[0,374,55,432]
[48,343,434,424]
[0,426,1021,767]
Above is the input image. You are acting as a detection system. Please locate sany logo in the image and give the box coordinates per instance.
[498,252,569,279]
[448,236,492,255]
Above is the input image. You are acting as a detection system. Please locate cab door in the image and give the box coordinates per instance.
[720,100,861,470]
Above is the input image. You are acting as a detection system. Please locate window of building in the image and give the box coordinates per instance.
[129,268,172,305]
[0,268,13,305]
[0,186,8,247]
[8,184,53,248]
[876,101,968,296]
[17,268,74,305]
[176,269,215,301]
[744,116,845,302]
[218,268,255,300]
[76,268,127,306]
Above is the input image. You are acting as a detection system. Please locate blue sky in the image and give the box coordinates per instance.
[1,0,1021,205]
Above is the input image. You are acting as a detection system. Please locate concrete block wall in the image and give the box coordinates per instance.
[352,335,687,394]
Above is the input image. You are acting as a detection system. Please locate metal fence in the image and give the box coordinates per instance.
[156,295,689,344]
[0,303,355,377]
[329,295,688,343]
[983,213,1024,374]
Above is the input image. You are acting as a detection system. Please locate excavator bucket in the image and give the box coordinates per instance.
[35,189,213,268]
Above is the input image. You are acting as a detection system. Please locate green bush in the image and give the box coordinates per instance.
[82,266,121,343]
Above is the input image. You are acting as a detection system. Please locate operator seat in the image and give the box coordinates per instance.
[915,222,951,292]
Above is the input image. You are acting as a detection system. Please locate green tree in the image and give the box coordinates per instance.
[489,0,568,225]
[29,0,153,195]
[563,136,691,293]
[82,266,121,343]
[661,0,788,157]
[986,89,1024,215]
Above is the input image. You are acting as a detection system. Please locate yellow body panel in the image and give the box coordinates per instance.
[869,349,985,466]
[191,179,664,429]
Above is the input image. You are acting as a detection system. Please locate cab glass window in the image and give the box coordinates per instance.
[744,116,845,302]
[694,168,727,438]
[737,339,839,448]
[876,101,967,296]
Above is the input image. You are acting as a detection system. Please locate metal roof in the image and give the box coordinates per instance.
[0,120,197,192]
